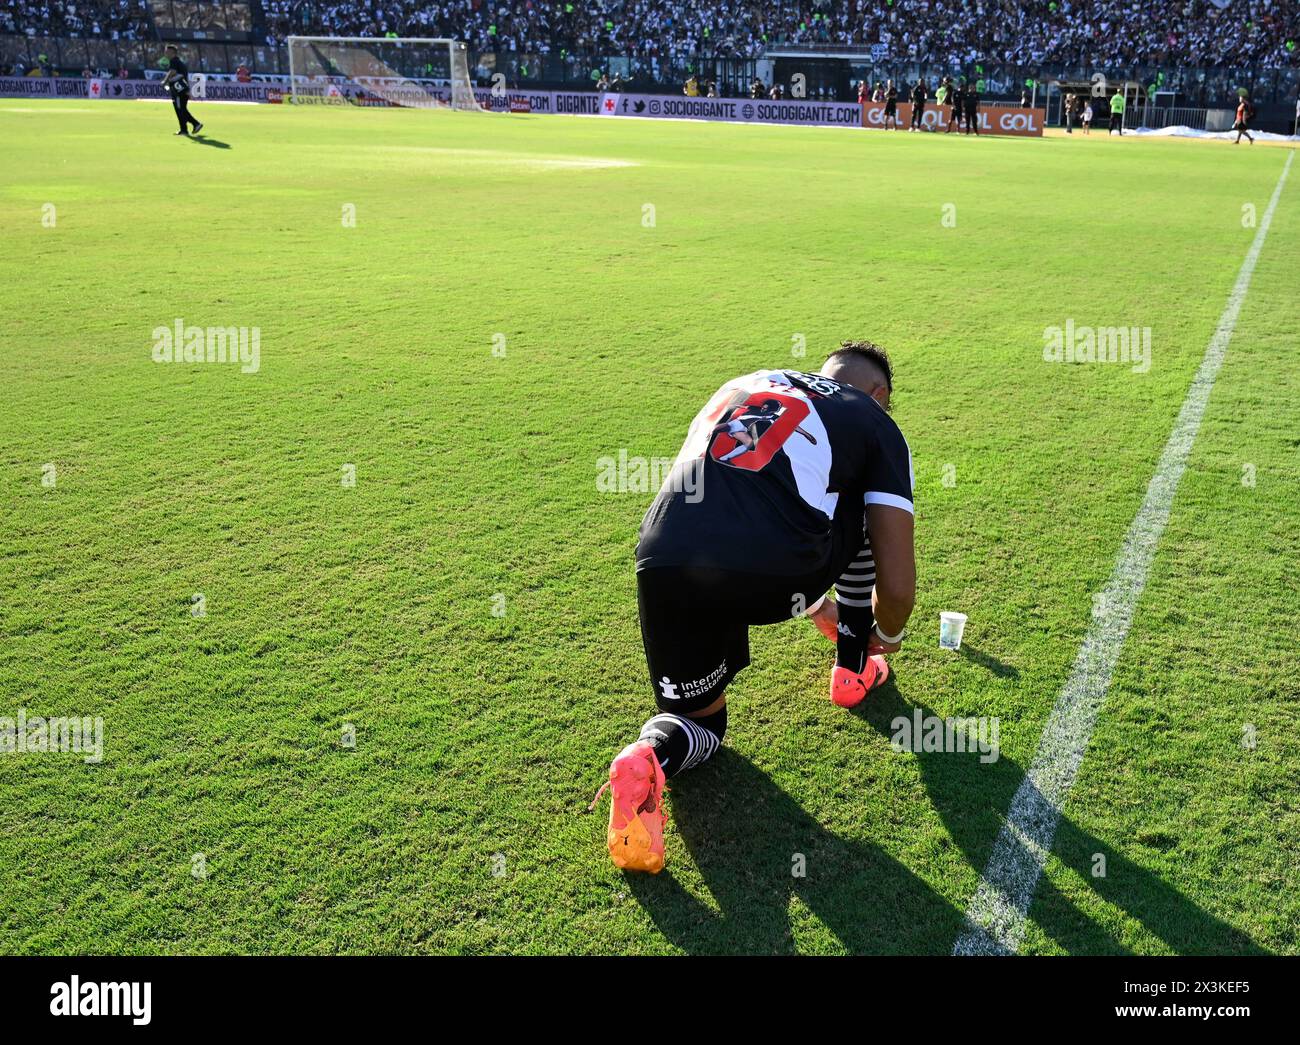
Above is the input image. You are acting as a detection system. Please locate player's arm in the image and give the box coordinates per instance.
[866,503,914,651]
[860,413,916,650]
[807,504,914,648]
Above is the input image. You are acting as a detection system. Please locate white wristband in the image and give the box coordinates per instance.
[874,623,906,645]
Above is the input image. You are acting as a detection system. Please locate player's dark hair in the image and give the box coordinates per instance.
[828,340,893,391]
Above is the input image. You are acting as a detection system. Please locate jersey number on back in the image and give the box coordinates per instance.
[707,392,815,471]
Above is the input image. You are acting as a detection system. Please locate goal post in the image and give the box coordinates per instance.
[287,36,480,111]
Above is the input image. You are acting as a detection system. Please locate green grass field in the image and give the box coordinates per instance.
[1,99,1297,955]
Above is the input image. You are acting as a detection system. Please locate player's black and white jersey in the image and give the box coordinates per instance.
[636,369,913,583]
[168,57,191,95]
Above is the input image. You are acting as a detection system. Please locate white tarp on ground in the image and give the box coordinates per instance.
[1131,125,1299,142]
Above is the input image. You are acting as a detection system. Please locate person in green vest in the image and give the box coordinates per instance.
[1108,88,1125,135]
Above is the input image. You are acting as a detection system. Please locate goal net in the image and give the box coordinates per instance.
[287,36,480,111]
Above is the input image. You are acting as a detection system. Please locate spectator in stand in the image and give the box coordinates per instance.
[769,81,783,100]
[749,76,764,99]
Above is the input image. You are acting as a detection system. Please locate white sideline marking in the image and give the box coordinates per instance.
[368,145,636,170]
[0,106,104,114]
[953,150,1293,956]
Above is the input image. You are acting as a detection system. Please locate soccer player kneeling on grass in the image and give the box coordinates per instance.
[591,343,917,872]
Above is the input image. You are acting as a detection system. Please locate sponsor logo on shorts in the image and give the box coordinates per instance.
[658,661,728,701]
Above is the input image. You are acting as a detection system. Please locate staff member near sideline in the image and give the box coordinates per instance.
[910,78,927,131]
[1233,93,1255,145]
[1108,87,1125,135]
[947,80,964,133]
[964,80,980,134]
[883,79,900,130]
[163,44,203,137]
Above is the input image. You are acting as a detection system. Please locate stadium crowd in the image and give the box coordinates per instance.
[1,0,152,39]
[2,1,1297,78]
[252,1,1298,69]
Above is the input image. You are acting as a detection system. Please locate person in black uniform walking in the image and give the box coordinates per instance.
[162,44,202,137]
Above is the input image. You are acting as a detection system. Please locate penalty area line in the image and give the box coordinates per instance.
[953,149,1294,956]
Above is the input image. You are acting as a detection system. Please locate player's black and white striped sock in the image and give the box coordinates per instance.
[834,542,876,674]
[637,708,727,779]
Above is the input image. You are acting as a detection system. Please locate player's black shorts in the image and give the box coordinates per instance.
[884,101,897,115]
[636,565,828,715]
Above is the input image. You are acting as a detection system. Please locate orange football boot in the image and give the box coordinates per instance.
[589,741,667,873]
[830,654,891,708]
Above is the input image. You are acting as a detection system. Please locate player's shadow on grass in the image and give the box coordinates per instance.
[957,644,1019,678]
[626,747,968,954]
[190,135,232,149]
[851,685,1269,955]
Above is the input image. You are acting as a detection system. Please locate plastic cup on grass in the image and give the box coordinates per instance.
[939,612,967,651]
